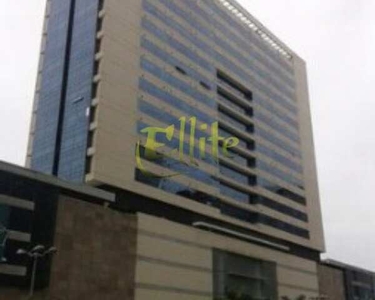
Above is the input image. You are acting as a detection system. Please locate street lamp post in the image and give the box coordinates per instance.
[17,245,57,299]
[0,222,8,263]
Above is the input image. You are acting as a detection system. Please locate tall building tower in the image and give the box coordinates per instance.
[26,0,325,298]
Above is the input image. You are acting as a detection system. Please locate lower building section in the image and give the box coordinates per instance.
[318,263,346,300]
[134,213,320,300]
[319,260,375,300]
[0,161,323,299]
[1,201,321,299]
[1,194,136,300]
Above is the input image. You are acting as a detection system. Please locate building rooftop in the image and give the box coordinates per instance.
[323,258,375,275]
[0,160,115,203]
[217,0,294,59]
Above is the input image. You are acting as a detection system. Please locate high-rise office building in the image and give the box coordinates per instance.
[26,0,325,298]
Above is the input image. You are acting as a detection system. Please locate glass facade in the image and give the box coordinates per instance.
[141,57,216,108]
[30,0,100,182]
[139,79,215,125]
[137,0,310,239]
[213,250,278,300]
[150,0,297,110]
[31,0,75,175]
[30,0,312,241]
[58,0,100,181]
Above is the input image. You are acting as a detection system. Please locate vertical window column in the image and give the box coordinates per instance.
[85,0,105,176]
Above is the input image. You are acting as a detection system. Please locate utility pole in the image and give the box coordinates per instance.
[17,245,57,299]
[0,222,8,263]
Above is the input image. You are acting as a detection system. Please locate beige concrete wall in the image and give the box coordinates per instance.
[294,55,325,252]
[85,0,142,188]
[318,264,346,300]
[83,0,325,254]
[0,196,138,300]
[24,0,324,257]
[1,203,321,300]
[135,213,321,300]
[47,196,137,300]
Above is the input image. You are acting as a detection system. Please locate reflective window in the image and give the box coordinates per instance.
[144,0,298,115]
[255,127,302,158]
[137,121,217,166]
[258,177,306,205]
[257,144,303,174]
[255,110,300,144]
[258,196,308,221]
[258,214,310,238]
[138,100,211,141]
[220,182,249,204]
[219,111,247,132]
[219,128,248,149]
[135,169,218,206]
[138,146,218,187]
[31,0,75,175]
[141,57,216,108]
[198,1,294,74]
[141,37,213,89]
[220,164,249,185]
[253,94,299,130]
[143,0,214,57]
[220,202,258,223]
[214,49,297,114]
[58,0,99,182]
[181,1,295,83]
[213,250,278,300]
[224,149,249,166]
[159,0,295,93]
[139,79,215,125]
[142,18,213,72]
[257,161,304,189]
[219,95,246,115]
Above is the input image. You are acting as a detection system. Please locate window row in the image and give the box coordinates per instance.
[220,164,256,186]
[219,110,252,132]
[136,119,307,218]
[142,18,213,72]
[220,162,306,207]
[198,0,295,74]
[257,144,303,175]
[139,78,215,126]
[220,124,303,177]
[257,161,304,190]
[143,1,298,115]
[157,0,296,90]
[141,56,216,108]
[141,37,213,91]
[255,126,302,158]
[142,9,298,129]
[135,169,309,238]
[218,89,252,116]
[137,119,217,166]
[258,177,306,205]
[255,110,300,144]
